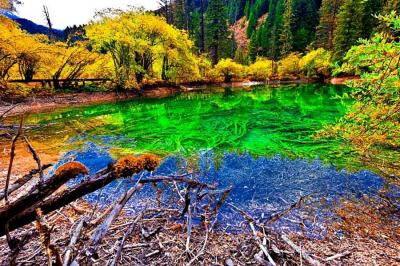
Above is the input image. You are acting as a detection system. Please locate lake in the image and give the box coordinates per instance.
[13,83,356,167]
[5,83,395,233]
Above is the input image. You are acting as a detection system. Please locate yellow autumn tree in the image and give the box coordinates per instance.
[86,11,199,89]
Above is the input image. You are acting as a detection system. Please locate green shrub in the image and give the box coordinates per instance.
[299,48,332,79]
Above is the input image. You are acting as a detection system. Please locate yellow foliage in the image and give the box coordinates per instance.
[278,53,301,78]
[86,12,199,87]
[248,58,273,80]
[299,48,332,78]
[214,58,246,82]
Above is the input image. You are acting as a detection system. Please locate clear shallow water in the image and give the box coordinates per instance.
[21,83,397,233]
[12,83,355,168]
[51,143,397,236]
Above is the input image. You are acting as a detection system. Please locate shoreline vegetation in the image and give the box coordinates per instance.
[0,77,353,118]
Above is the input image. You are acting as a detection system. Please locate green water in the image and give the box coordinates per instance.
[13,84,355,167]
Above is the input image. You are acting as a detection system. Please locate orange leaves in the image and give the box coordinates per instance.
[112,154,160,178]
[54,162,88,179]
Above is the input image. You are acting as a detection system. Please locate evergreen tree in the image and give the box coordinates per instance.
[248,32,258,62]
[280,0,294,56]
[333,0,365,59]
[362,0,385,36]
[316,0,343,50]
[175,0,188,30]
[206,0,231,64]
[291,0,320,52]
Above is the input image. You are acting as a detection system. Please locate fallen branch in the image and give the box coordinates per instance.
[266,194,310,225]
[86,182,144,259]
[0,162,88,225]
[109,213,143,266]
[63,218,87,266]
[0,173,209,236]
[0,164,52,201]
[228,203,277,266]
[4,116,23,204]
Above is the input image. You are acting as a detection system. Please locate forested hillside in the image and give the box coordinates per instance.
[159,0,399,63]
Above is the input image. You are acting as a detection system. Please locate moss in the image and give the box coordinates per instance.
[54,162,88,179]
[113,154,160,178]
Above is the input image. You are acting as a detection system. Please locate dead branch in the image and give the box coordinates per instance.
[35,208,63,266]
[109,213,143,266]
[0,104,18,121]
[86,182,144,259]
[266,194,310,225]
[7,229,37,266]
[281,234,322,266]
[4,116,24,204]
[0,162,88,226]
[228,203,277,266]
[0,164,52,201]
[24,135,44,183]
[63,218,87,266]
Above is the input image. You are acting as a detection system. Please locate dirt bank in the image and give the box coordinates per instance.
[0,87,185,118]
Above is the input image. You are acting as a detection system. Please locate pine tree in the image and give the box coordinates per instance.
[280,0,294,56]
[291,0,320,52]
[248,32,258,62]
[206,0,231,64]
[316,0,343,50]
[175,0,188,30]
[362,0,385,37]
[333,0,365,59]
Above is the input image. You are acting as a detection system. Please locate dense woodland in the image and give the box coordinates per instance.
[0,0,398,92]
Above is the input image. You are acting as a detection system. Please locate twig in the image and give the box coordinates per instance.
[35,208,63,266]
[24,136,44,183]
[109,213,143,266]
[63,217,87,266]
[0,104,18,121]
[7,229,37,266]
[228,203,277,266]
[325,251,352,261]
[281,234,322,266]
[187,212,209,266]
[185,203,192,254]
[266,194,310,225]
[4,116,23,204]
